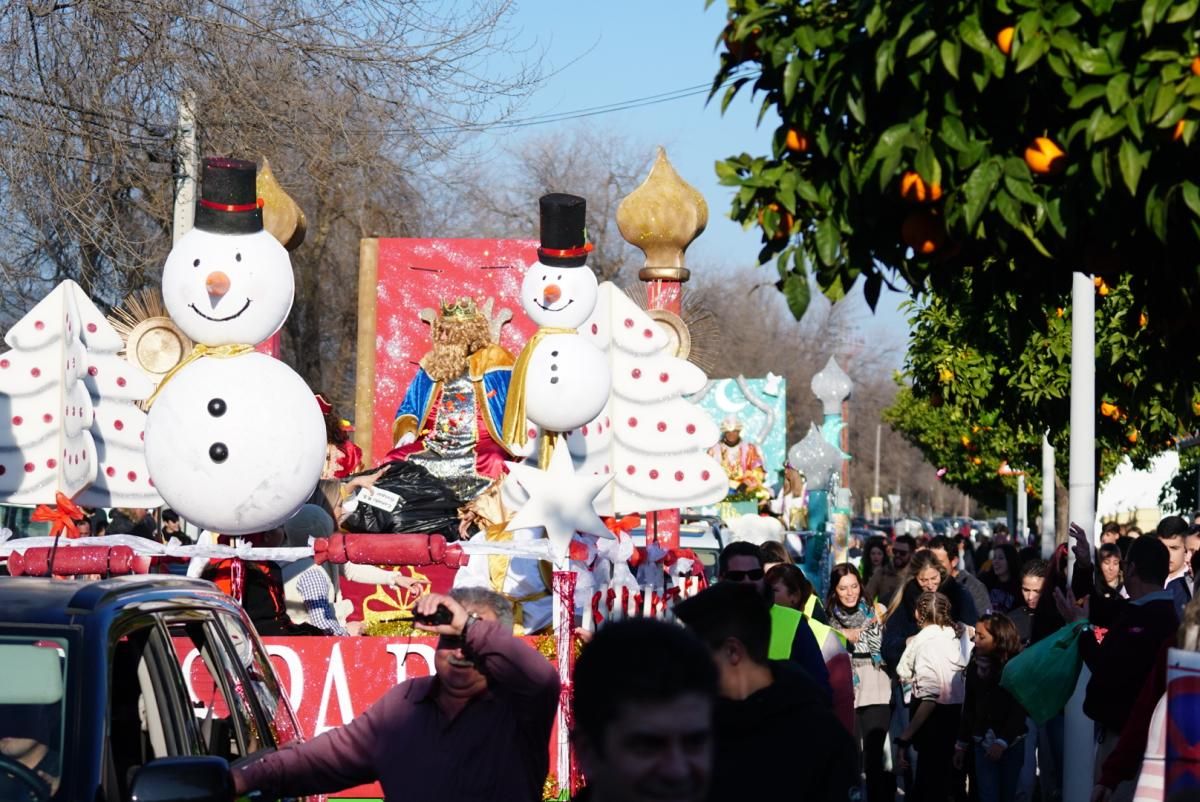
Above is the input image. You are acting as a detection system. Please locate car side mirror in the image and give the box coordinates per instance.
[129,756,232,802]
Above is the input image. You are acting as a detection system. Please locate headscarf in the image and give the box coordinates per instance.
[279,504,335,584]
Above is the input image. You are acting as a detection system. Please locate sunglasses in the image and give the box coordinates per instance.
[724,569,765,582]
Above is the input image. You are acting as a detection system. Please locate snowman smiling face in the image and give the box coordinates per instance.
[162,227,294,346]
[520,261,597,329]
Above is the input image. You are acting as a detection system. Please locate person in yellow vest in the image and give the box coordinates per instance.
[716,541,831,701]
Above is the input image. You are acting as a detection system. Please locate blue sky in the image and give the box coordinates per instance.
[467,0,913,365]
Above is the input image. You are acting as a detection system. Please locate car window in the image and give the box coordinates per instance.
[0,634,67,802]
[213,611,301,746]
[109,622,181,800]
[167,618,264,761]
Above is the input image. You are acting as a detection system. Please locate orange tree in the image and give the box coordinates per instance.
[714,0,1200,493]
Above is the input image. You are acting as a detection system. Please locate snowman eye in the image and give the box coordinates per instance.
[235,252,242,262]
[207,398,227,417]
[193,258,200,267]
[209,442,229,463]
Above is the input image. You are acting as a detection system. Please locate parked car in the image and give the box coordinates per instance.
[0,574,313,802]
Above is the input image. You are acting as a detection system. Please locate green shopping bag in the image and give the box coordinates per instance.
[1000,620,1089,724]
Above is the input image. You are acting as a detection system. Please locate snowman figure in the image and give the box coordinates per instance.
[144,157,326,535]
[501,193,611,459]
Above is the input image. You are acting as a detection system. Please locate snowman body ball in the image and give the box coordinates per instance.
[503,194,611,451]
[145,157,325,535]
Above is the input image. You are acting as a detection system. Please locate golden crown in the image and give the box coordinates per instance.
[439,297,478,320]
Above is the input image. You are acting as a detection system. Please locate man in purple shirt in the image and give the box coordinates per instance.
[234,587,560,800]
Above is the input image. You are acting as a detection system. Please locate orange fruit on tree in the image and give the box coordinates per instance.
[901,210,946,254]
[900,171,944,203]
[785,128,811,153]
[1174,120,1186,142]
[996,27,1015,56]
[1100,401,1117,418]
[1192,56,1200,77]
[1138,312,1148,328]
[1127,429,1138,444]
[757,203,794,240]
[972,456,983,466]
[1025,137,1066,175]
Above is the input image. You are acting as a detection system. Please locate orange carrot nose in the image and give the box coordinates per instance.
[543,284,562,304]
[206,271,231,298]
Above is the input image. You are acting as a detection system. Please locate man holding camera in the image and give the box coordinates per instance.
[234,589,560,801]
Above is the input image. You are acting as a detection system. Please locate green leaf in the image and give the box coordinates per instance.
[959,14,992,55]
[940,116,970,152]
[1019,223,1054,257]
[1106,74,1130,113]
[995,189,1024,228]
[1151,83,1177,122]
[875,40,896,89]
[865,3,885,36]
[715,160,740,185]
[1094,113,1127,143]
[1068,84,1107,109]
[940,39,961,80]
[1142,0,1158,34]
[1015,35,1049,73]
[783,58,802,105]
[962,158,1003,233]
[1118,138,1144,195]
[796,26,817,56]
[915,141,943,187]
[1004,174,1042,207]
[1168,0,1199,22]
[1182,181,1200,219]
[1054,5,1083,25]
[781,273,811,320]
[1075,47,1116,75]
[907,30,938,58]
[816,216,840,266]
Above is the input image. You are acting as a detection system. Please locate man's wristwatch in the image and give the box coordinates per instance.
[461,611,482,640]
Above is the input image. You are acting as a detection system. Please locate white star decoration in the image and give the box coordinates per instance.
[505,443,613,565]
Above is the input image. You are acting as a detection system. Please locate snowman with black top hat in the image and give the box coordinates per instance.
[502,193,611,465]
[144,157,326,535]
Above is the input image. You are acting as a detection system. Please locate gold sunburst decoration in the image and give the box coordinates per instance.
[622,283,720,376]
[107,288,194,389]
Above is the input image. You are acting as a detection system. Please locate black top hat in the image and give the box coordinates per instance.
[194,157,263,235]
[537,193,592,267]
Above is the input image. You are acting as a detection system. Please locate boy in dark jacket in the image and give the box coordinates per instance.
[677,583,858,802]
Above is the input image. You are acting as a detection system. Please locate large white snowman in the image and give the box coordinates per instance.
[144,157,326,535]
[502,193,610,454]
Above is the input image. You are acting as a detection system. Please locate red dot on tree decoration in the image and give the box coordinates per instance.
[0,359,8,369]
[657,422,667,432]
[46,459,56,469]
[87,323,97,333]
[582,425,589,436]
[43,414,52,423]
[127,471,137,482]
[623,318,634,328]
[626,465,636,475]
[88,366,97,376]
[659,372,669,382]
[140,431,144,441]
[701,471,711,481]
[649,469,659,480]
[643,328,653,338]
[631,369,641,379]
[30,368,40,378]
[23,463,34,473]
[604,465,611,473]
[10,416,21,426]
[591,323,598,335]
[114,420,124,431]
[628,417,638,427]
[675,471,684,481]
[106,467,115,477]
[34,321,44,330]
[149,478,154,487]
[117,377,127,387]
[527,428,536,440]
[686,424,696,434]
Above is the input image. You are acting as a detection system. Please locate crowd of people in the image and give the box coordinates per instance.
[221,511,1199,802]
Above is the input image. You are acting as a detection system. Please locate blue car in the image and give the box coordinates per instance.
[0,575,314,801]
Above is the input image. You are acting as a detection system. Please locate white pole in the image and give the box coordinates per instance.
[873,424,882,524]
[173,90,198,244]
[1016,475,1027,545]
[1064,271,1096,802]
[1042,433,1057,558]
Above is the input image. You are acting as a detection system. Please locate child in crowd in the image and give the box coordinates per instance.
[955,614,1027,802]
[895,592,973,802]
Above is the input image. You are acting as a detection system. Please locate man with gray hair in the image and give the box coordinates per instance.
[234,588,559,800]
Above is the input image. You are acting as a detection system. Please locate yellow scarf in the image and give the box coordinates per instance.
[145,343,256,408]
[500,326,576,448]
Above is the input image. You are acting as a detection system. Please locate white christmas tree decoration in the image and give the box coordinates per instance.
[559,282,727,515]
[68,284,162,508]
[0,281,97,503]
[505,444,613,563]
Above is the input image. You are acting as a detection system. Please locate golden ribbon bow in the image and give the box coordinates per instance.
[32,492,86,539]
[500,326,577,449]
[145,343,256,408]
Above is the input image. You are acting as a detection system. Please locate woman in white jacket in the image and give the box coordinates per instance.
[895,591,973,802]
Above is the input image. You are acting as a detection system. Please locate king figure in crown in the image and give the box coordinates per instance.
[386,297,515,501]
